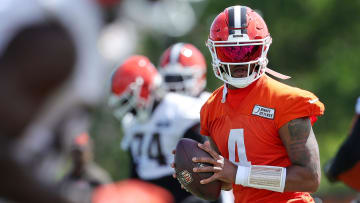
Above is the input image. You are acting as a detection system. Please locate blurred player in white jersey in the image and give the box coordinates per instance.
[158,43,234,203]
[109,55,223,203]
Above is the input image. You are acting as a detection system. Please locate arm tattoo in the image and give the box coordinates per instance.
[284,118,320,173]
[288,118,311,166]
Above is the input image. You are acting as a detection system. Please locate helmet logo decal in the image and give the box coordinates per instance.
[177,170,193,186]
[228,6,248,35]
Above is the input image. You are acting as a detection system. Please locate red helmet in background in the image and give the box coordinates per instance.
[207,5,271,88]
[158,43,206,97]
[109,55,162,121]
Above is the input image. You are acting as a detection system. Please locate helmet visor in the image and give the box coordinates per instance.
[215,45,263,63]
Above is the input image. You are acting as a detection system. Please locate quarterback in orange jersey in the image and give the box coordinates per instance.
[188,5,325,203]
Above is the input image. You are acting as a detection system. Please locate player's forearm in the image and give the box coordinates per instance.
[284,165,320,193]
[279,118,321,193]
[235,163,320,193]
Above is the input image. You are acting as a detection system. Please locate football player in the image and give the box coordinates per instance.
[159,43,234,202]
[324,97,360,192]
[109,55,220,203]
[174,5,325,203]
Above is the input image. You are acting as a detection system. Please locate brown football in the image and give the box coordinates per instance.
[175,138,221,201]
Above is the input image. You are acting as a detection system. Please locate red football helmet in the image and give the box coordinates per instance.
[158,43,206,97]
[207,5,272,88]
[109,55,162,121]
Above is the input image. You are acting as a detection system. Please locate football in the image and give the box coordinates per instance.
[174,138,221,201]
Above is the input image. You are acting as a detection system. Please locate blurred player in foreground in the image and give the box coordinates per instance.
[109,55,220,202]
[0,5,76,203]
[0,0,105,202]
[324,97,360,196]
[173,5,325,203]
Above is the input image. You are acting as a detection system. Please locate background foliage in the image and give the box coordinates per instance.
[91,0,360,200]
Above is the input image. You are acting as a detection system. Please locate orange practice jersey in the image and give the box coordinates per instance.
[200,75,325,203]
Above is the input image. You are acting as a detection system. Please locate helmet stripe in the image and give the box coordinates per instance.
[234,6,241,29]
[228,7,234,35]
[169,43,184,66]
[229,6,247,35]
[241,6,247,34]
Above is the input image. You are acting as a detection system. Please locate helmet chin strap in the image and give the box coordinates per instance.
[265,67,291,80]
[221,84,228,103]
[221,67,290,104]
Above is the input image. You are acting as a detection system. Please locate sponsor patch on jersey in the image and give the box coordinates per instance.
[178,170,193,186]
[252,105,275,119]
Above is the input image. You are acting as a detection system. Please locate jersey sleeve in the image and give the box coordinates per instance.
[276,90,325,129]
[199,87,223,137]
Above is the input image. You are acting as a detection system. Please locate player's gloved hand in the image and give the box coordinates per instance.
[193,141,287,193]
[192,141,237,185]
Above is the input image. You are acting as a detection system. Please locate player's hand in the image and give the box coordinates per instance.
[192,141,237,185]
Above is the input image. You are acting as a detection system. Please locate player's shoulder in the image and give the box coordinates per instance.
[261,76,325,128]
[200,86,225,118]
[202,86,224,107]
[265,75,320,103]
